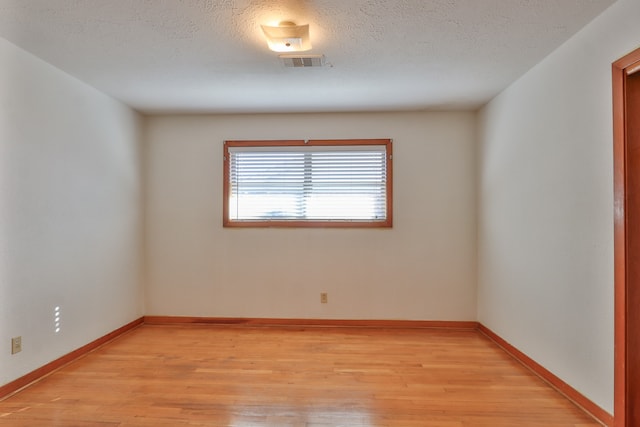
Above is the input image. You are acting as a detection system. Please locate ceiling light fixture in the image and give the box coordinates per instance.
[260,21,311,52]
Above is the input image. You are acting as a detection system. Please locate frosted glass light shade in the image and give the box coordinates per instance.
[261,22,312,52]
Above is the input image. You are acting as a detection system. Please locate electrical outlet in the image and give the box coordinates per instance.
[320,293,328,304]
[11,336,22,354]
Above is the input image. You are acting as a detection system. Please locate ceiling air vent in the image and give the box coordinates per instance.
[280,54,326,68]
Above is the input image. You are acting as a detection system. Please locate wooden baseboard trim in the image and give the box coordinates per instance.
[0,317,144,401]
[478,324,613,427]
[143,316,479,330]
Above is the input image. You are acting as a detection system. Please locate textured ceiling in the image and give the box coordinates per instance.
[0,0,617,113]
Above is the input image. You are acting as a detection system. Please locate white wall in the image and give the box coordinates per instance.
[477,0,640,414]
[145,112,476,321]
[0,38,145,387]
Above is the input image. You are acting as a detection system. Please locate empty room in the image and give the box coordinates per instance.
[1,0,639,426]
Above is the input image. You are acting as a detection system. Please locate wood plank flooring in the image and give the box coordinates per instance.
[0,325,601,426]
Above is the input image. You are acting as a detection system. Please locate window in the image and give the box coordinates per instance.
[223,139,392,228]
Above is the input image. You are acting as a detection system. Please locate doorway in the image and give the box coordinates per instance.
[614,46,640,427]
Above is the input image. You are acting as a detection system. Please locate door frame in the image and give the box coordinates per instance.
[613,46,640,427]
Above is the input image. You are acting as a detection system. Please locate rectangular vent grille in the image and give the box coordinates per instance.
[280,54,326,68]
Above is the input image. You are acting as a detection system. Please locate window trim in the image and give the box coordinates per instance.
[223,139,393,228]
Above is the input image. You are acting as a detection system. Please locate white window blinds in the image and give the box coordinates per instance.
[225,141,391,225]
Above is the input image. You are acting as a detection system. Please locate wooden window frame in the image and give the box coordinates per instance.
[223,139,393,228]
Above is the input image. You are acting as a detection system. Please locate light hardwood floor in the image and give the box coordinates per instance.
[0,325,601,426]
